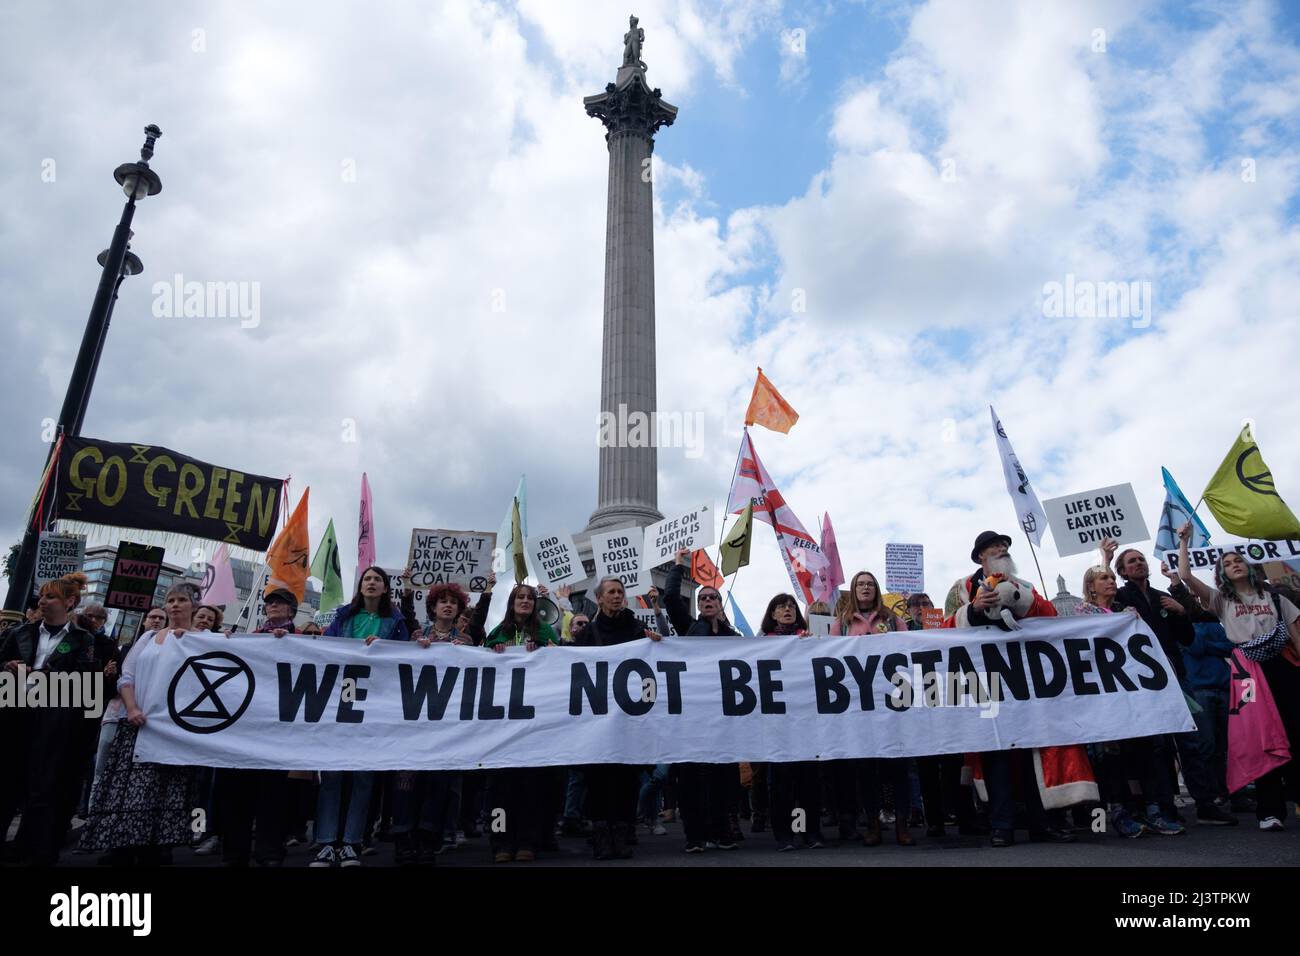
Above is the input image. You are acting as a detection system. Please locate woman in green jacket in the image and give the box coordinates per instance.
[484,584,559,861]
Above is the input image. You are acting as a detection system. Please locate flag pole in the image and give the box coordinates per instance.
[1024,532,1049,596]
[718,429,746,553]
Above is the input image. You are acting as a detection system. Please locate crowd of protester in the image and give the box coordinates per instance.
[1,521,1297,867]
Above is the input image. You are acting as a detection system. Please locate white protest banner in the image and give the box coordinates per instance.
[408,529,497,592]
[526,532,585,589]
[36,532,86,586]
[643,505,715,567]
[1043,483,1149,557]
[134,614,1192,771]
[884,543,924,593]
[1165,539,1300,572]
[591,526,649,596]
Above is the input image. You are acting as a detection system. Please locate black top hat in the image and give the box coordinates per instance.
[971,530,1013,563]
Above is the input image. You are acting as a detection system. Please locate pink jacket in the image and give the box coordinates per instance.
[830,611,904,636]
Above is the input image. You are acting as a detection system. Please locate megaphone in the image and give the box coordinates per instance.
[537,597,563,628]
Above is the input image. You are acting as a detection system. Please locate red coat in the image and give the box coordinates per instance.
[943,573,1099,809]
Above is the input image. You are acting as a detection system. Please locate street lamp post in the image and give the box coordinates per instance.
[2,125,163,614]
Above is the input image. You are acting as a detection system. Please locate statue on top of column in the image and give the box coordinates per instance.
[623,15,645,70]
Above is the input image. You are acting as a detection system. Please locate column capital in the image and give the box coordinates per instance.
[584,72,678,144]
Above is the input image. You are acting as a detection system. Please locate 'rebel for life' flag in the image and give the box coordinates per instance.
[266,488,310,602]
[990,406,1049,546]
[310,518,345,614]
[726,428,827,602]
[744,367,799,434]
[1153,467,1210,557]
[1203,426,1300,539]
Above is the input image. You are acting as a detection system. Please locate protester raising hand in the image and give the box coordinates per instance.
[1100,537,1118,569]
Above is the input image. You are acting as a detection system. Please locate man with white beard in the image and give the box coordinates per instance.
[944,531,1096,847]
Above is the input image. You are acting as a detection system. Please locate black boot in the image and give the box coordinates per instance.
[394,832,419,866]
[611,823,635,859]
[591,823,613,861]
[416,829,439,866]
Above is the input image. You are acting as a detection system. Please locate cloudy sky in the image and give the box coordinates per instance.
[3,0,1299,621]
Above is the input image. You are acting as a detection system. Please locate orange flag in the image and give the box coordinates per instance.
[265,487,311,602]
[743,367,799,433]
[690,548,725,590]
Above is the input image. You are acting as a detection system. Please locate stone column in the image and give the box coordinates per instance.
[582,42,677,534]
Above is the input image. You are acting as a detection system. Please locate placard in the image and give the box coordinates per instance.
[807,613,834,636]
[643,505,715,567]
[1043,483,1149,557]
[36,532,86,586]
[884,543,924,593]
[920,608,945,630]
[591,526,649,597]
[407,529,496,592]
[104,542,165,611]
[631,607,673,636]
[526,532,585,589]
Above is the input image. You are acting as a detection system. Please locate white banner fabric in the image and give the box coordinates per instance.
[133,614,1193,771]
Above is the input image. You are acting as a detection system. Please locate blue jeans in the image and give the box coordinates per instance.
[314,771,375,846]
[564,769,587,820]
[637,764,669,821]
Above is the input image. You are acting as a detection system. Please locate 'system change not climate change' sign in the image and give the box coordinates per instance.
[55,437,284,550]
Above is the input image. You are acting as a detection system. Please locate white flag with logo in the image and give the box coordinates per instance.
[990,406,1048,546]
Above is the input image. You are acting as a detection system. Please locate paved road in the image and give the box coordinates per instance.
[57,808,1298,868]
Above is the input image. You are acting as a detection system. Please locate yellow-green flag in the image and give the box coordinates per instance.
[510,496,527,583]
[720,503,753,576]
[1203,428,1300,539]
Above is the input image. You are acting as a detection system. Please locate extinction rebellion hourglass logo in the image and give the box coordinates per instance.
[167,652,255,733]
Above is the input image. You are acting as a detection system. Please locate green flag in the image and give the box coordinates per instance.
[497,475,527,582]
[309,518,345,613]
[1203,428,1300,539]
[510,496,527,583]
[720,503,753,576]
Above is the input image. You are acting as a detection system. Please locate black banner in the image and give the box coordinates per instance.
[56,437,283,550]
[104,541,164,611]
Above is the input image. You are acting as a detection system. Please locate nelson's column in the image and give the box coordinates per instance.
[582,15,677,539]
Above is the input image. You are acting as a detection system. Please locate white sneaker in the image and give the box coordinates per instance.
[193,835,220,856]
[651,823,667,836]
[1259,816,1285,831]
[338,844,362,867]
[309,845,337,868]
